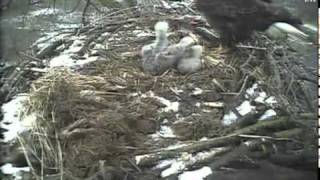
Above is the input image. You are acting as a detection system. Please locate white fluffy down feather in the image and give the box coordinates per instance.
[177,45,203,74]
[141,21,203,75]
[141,21,170,75]
[140,21,169,57]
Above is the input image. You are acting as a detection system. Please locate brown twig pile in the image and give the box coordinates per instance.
[11,3,317,180]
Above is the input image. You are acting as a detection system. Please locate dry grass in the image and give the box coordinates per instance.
[22,45,235,178]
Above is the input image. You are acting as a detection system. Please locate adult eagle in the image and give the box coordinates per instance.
[195,0,302,47]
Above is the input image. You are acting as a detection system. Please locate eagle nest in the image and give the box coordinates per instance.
[12,4,317,180]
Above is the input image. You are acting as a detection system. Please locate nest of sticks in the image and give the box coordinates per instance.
[14,4,317,180]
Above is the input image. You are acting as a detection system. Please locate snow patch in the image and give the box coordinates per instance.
[161,101,179,112]
[151,125,176,139]
[259,109,277,120]
[49,54,98,68]
[154,159,176,169]
[236,101,256,116]
[161,161,186,177]
[265,96,277,106]
[192,88,203,95]
[222,111,238,126]
[63,39,85,54]
[254,92,267,103]
[178,166,212,180]
[93,43,105,50]
[1,94,29,142]
[135,154,150,165]
[142,91,179,112]
[223,83,278,126]
[200,137,208,141]
[161,148,225,177]
[1,163,30,180]
[29,8,62,17]
[195,102,201,107]
[246,83,258,96]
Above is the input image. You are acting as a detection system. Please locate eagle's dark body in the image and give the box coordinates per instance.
[195,0,302,46]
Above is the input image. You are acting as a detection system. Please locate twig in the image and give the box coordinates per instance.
[81,0,91,25]
[236,45,267,50]
[19,52,42,62]
[237,134,291,141]
[66,0,82,13]
[236,75,249,97]
[17,135,39,180]
[126,158,142,172]
[52,111,64,180]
